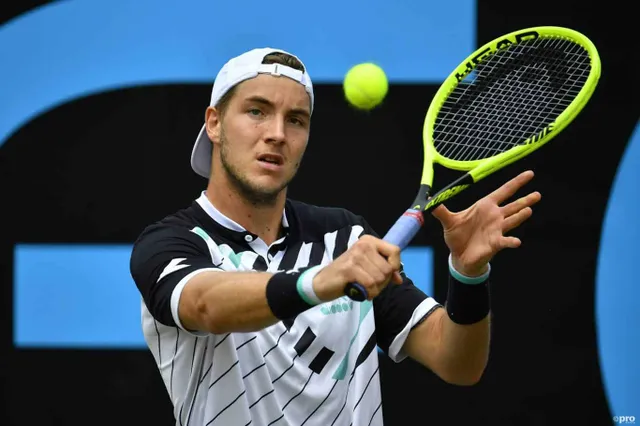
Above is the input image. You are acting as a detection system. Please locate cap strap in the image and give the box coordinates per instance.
[257,63,306,84]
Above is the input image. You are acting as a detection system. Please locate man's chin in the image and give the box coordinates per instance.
[252,175,290,194]
[240,180,288,206]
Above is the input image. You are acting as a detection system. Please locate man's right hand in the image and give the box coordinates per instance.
[312,235,404,301]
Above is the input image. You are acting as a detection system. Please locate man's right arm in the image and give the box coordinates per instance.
[130,225,289,335]
[178,237,399,333]
[130,225,402,335]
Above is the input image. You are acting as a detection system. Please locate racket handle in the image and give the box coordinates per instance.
[344,210,425,301]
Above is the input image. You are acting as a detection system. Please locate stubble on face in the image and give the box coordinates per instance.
[218,127,299,207]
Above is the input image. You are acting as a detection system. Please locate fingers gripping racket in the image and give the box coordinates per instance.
[344,26,601,302]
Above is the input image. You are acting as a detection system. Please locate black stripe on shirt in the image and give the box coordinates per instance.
[308,241,325,266]
[301,379,339,426]
[268,241,287,260]
[272,354,299,384]
[267,414,285,426]
[309,347,334,374]
[205,390,246,425]
[278,242,304,271]
[205,337,261,390]
[215,333,230,348]
[263,328,288,358]
[353,332,377,371]
[170,328,180,400]
[294,327,316,356]
[282,318,295,331]
[242,363,265,379]
[236,336,257,350]
[352,366,379,412]
[185,344,209,426]
[209,361,239,389]
[282,371,314,411]
[367,401,383,426]
[249,389,274,409]
[198,333,231,385]
[190,338,198,374]
[332,226,352,259]
[252,256,269,271]
[330,371,358,426]
[199,362,212,385]
[153,319,161,364]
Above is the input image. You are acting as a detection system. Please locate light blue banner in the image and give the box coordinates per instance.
[14,244,144,348]
[596,121,640,416]
[0,0,475,148]
[13,244,433,348]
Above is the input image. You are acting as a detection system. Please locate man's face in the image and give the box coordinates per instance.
[207,74,311,206]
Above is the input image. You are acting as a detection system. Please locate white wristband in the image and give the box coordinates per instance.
[448,253,491,285]
[296,265,324,305]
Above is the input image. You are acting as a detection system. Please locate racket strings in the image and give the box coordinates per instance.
[441,38,585,160]
[434,36,592,162]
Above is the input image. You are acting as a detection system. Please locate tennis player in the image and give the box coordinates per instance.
[129,47,541,426]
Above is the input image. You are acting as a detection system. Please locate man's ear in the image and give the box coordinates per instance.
[205,106,221,144]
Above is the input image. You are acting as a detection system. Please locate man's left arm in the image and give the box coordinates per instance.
[403,170,541,385]
[370,262,490,386]
[354,216,488,387]
[402,260,492,386]
[374,170,540,385]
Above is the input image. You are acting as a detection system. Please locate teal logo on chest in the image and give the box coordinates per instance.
[320,301,354,315]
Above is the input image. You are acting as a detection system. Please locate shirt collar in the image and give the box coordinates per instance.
[195,191,289,240]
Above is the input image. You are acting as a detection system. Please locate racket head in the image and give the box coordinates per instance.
[422,26,601,183]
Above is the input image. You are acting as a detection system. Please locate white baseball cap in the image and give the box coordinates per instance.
[190,47,315,179]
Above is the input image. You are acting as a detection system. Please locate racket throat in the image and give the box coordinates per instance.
[423,173,474,212]
[410,184,433,212]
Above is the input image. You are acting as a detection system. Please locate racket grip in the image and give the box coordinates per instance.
[382,210,424,250]
[344,210,425,301]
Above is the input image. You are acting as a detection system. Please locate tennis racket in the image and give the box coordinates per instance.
[344,26,601,302]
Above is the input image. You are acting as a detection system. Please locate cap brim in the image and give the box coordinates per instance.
[191,124,212,178]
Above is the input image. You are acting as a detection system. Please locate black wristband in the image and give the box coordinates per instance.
[266,269,314,320]
[445,272,490,325]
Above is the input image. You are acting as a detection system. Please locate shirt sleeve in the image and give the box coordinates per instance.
[355,215,443,363]
[129,223,223,334]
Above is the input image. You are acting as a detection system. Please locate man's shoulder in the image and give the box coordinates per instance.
[132,202,204,247]
[286,198,368,233]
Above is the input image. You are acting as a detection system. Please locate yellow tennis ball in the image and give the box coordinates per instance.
[343,63,388,110]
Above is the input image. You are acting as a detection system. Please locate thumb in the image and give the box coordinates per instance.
[431,204,455,228]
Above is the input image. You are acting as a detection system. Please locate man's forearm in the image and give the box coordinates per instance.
[439,312,490,385]
[437,255,492,385]
[180,271,280,334]
[180,265,334,334]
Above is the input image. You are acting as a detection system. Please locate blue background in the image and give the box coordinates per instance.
[596,121,640,416]
[0,0,475,147]
[14,244,433,348]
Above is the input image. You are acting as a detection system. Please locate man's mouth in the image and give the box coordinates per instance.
[257,154,284,165]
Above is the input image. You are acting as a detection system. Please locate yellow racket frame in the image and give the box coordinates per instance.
[421,26,601,206]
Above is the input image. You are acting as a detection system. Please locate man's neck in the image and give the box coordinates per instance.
[205,179,286,246]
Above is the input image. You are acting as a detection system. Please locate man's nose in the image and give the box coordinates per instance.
[264,117,286,144]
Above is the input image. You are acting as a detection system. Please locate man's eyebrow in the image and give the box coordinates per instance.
[245,95,272,107]
[245,95,310,118]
